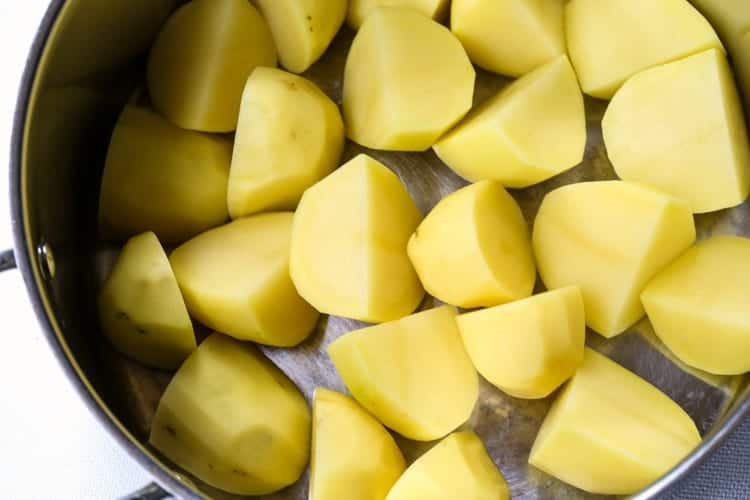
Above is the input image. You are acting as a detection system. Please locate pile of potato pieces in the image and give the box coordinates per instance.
[95,0,750,497]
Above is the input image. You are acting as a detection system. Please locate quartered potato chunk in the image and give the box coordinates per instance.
[348,0,449,29]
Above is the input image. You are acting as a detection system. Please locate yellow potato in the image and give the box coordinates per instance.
[386,431,509,500]
[147,0,276,132]
[451,0,565,77]
[529,348,701,495]
[228,67,344,218]
[150,333,310,495]
[566,0,723,99]
[170,213,319,346]
[347,0,449,29]
[310,388,406,500]
[434,55,585,188]
[290,154,424,323]
[98,232,195,370]
[407,180,535,308]
[732,31,750,113]
[456,286,585,399]
[604,49,750,213]
[533,181,695,338]
[98,106,230,244]
[328,306,478,441]
[343,7,475,151]
[690,0,750,44]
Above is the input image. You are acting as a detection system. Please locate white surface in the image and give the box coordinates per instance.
[0,1,152,498]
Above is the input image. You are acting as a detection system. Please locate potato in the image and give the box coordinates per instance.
[386,431,509,500]
[170,213,319,346]
[737,32,750,107]
[603,49,750,213]
[566,0,723,99]
[328,306,478,441]
[533,181,695,338]
[642,236,750,375]
[147,0,276,132]
[290,154,424,323]
[150,333,310,495]
[98,232,195,370]
[98,106,230,244]
[310,388,406,500]
[228,67,344,218]
[456,286,585,399]
[407,180,535,308]
[529,348,701,495]
[433,55,585,188]
[451,0,565,77]
[343,7,475,151]
[255,0,346,73]
[347,0,449,29]
[690,0,750,44]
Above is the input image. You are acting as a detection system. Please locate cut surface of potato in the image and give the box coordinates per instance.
[533,181,695,337]
[170,213,319,346]
[642,235,750,375]
[451,0,565,77]
[147,0,276,132]
[529,348,701,495]
[407,180,535,308]
[604,49,750,213]
[98,232,195,370]
[228,67,344,218]
[457,286,585,399]
[347,0,449,29]
[328,306,478,441]
[98,106,230,244]
[310,388,406,500]
[290,154,424,323]
[566,0,723,99]
[256,0,347,73]
[150,333,310,495]
[434,55,585,188]
[386,431,509,500]
[343,7,474,151]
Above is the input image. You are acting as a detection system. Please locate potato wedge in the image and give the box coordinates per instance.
[347,0,449,29]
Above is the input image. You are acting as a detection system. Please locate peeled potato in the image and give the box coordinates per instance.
[736,32,750,107]
[434,55,585,188]
[310,388,406,500]
[150,333,310,495]
[407,180,535,308]
[690,0,750,44]
[347,0,449,29]
[533,181,695,337]
[451,0,565,77]
[290,154,424,323]
[228,67,344,218]
[343,7,474,151]
[529,348,701,495]
[566,0,723,99]
[98,106,230,244]
[147,0,276,132]
[170,213,319,347]
[457,286,585,399]
[328,306,478,441]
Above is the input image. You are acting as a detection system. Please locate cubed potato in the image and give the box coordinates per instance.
[343,7,475,151]
[150,334,310,495]
[642,235,750,375]
[147,0,276,132]
[328,306,478,441]
[98,232,195,370]
[433,55,586,188]
[456,286,585,399]
[170,213,319,346]
[529,348,701,495]
[690,0,750,44]
[255,0,347,73]
[533,181,695,337]
[347,0,449,29]
[98,106,230,244]
[603,49,750,213]
[407,180,535,308]
[290,154,424,323]
[386,431,509,500]
[566,0,723,99]
[451,0,565,77]
[310,389,406,500]
[228,67,344,218]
